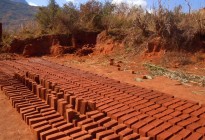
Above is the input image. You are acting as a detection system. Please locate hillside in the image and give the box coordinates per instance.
[0,0,38,30]
[10,0,28,4]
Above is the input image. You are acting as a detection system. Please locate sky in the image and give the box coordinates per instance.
[26,0,205,12]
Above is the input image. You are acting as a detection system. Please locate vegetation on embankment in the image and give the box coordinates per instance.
[1,0,205,57]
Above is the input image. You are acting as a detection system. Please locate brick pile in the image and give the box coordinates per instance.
[0,58,204,140]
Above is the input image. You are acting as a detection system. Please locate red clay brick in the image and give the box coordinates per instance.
[118,128,133,139]
[103,120,118,129]
[96,130,114,140]
[186,132,203,140]
[46,132,66,140]
[88,126,106,138]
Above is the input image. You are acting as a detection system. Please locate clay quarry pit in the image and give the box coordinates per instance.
[0,57,205,140]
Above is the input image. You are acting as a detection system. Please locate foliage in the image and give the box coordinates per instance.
[35,0,60,33]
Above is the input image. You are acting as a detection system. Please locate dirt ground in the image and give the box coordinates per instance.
[0,91,35,140]
[44,54,205,105]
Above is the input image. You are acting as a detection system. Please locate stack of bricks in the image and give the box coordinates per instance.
[0,72,145,140]
[0,58,205,140]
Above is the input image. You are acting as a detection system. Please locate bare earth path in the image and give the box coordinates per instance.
[0,91,35,140]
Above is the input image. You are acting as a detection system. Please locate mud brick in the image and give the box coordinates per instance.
[175,103,195,111]
[86,110,99,118]
[46,132,66,140]
[57,136,72,140]
[141,104,160,113]
[33,124,52,140]
[20,108,35,119]
[103,104,124,113]
[72,114,86,126]
[88,126,105,138]
[118,128,133,139]
[97,117,112,126]
[80,100,88,114]
[103,120,118,129]
[29,116,46,125]
[102,133,120,140]
[64,93,71,103]
[70,96,76,108]
[45,113,61,121]
[186,132,203,140]
[118,111,141,123]
[26,113,42,124]
[187,132,203,140]
[70,130,88,139]
[40,88,46,100]
[31,120,49,130]
[98,104,111,112]
[78,118,93,127]
[111,109,134,120]
[41,110,56,116]
[168,117,183,125]
[58,100,68,116]
[179,114,190,120]
[56,92,64,99]
[167,125,183,134]
[154,109,174,119]
[107,109,120,117]
[37,85,42,97]
[36,105,50,112]
[196,127,205,134]
[147,122,172,139]
[75,98,83,111]
[64,127,81,135]
[91,113,105,121]
[177,129,191,139]
[23,110,39,121]
[82,122,99,131]
[156,131,174,140]
[75,134,92,140]
[48,116,64,125]
[200,113,205,119]
[186,123,202,131]
[96,130,114,140]
[50,96,57,110]
[16,103,31,112]
[52,120,67,128]
[146,107,167,116]
[57,123,74,131]
[11,98,25,107]
[156,97,174,104]
[125,114,148,127]
[160,115,173,122]
[191,107,205,117]
[139,119,163,137]
[131,117,155,133]
[162,98,181,107]
[169,101,186,109]
[177,117,199,128]
[65,109,76,123]
[129,99,148,107]
[122,133,140,140]
[169,111,182,117]
[112,124,127,134]
[169,135,183,140]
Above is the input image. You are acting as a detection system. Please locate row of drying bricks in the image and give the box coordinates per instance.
[40,75,205,140]
[15,64,205,140]
[0,75,146,140]
[3,60,205,140]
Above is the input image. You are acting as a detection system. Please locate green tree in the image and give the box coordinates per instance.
[58,2,80,34]
[35,0,60,33]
